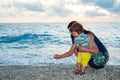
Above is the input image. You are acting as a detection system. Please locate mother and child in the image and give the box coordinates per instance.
[54,21,109,75]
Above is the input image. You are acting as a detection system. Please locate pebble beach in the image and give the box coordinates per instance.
[0,64,120,80]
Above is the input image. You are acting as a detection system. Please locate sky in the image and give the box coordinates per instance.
[0,0,120,23]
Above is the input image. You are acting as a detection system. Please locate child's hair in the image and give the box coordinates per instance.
[69,22,84,34]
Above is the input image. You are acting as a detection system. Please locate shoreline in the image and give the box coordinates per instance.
[0,64,120,80]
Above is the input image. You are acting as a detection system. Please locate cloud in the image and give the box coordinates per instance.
[85,10,107,17]
[96,0,115,8]
[79,0,120,15]
[50,3,72,17]
[0,0,46,18]
[109,3,120,14]
[13,0,73,17]
[79,0,115,8]
[41,0,74,17]
[0,0,73,17]
[13,1,45,12]
[0,0,120,22]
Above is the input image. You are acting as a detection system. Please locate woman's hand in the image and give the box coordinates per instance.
[54,54,62,59]
[54,44,76,59]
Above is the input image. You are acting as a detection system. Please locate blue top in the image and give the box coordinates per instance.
[74,32,90,48]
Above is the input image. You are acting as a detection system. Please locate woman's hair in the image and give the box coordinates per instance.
[67,21,93,44]
[83,29,93,34]
[67,21,77,29]
[68,21,93,34]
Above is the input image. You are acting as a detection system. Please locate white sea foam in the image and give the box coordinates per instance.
[107,48,120,65]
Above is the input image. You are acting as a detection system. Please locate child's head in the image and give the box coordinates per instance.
[69,21,84,37]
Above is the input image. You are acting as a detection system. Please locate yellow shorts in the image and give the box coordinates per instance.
[76,52,92,67]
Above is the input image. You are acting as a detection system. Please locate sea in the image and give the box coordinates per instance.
[0,22,120,65]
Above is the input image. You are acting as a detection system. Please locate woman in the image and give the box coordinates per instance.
[54,21,109,69]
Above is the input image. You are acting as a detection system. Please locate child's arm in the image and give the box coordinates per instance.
[54,43,76,59]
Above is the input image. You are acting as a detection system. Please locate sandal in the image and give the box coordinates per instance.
[73,70,81,75]
[80,72,85,75]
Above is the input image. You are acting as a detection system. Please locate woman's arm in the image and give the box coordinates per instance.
[54,43,76,59]
[88,34,99,53]
[78,34,99,54]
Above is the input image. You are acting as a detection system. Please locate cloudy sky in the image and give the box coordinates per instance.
[0,0,120,23]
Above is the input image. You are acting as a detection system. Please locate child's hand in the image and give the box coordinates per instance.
[54,54,61,59]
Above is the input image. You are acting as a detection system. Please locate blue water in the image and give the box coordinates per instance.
[0,22,120,65]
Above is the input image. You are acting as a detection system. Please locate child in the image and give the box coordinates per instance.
[69,24,92,75]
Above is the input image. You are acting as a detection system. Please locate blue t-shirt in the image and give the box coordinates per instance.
[74,32,90,48]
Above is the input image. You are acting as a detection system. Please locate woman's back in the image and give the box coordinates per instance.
[88,34,109,69]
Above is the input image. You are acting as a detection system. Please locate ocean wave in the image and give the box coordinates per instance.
[0,33,53,43]
[0,33,70,46]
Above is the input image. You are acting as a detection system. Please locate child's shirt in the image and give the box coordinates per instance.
[74,32,90,48]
